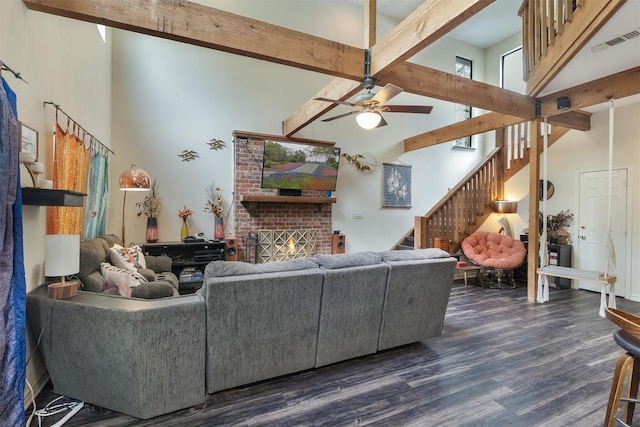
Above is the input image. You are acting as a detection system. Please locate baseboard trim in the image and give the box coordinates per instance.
[24,372,50,411]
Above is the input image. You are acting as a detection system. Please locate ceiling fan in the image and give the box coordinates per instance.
[314,50,433,129]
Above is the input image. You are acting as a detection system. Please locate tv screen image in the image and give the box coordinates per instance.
[261,140,341,191]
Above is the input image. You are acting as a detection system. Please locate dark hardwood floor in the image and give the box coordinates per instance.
[29,281,640,426]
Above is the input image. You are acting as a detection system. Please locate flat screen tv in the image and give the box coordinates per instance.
[261,140,341,194]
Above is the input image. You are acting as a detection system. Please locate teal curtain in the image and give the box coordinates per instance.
[83,143,109,239]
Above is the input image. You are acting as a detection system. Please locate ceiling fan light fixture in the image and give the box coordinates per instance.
[356,111,381,129]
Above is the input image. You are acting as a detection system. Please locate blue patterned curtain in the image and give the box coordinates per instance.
[83,143,109,239]
[0,76,26,426]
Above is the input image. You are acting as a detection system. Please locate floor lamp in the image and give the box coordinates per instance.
[493,200,518,238]
[119,164,151,245]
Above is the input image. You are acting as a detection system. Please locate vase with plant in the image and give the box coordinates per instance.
[546,209,574,243]
[205,183,225,240]
[136,179,161,243]
[178,206,193,241]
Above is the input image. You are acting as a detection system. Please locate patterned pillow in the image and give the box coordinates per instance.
[101,262,148,289]
[109,244,146,271]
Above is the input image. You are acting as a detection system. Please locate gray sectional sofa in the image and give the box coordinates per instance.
[27,248,456,419]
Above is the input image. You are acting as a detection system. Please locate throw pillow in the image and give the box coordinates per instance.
[109,243,147,271]
[101,262,148,290]
[102,268,132,298]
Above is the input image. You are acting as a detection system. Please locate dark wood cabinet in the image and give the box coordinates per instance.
[141,241,225,294]
[514,241,572,289]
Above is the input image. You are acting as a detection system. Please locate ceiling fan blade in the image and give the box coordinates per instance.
[314,97,357,107]
[382,105,433,114]
[321,110,359,122]
[376,114,388,128]
[371,83,403,105]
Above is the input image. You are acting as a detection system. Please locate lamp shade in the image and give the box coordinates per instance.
[45,234,80,277]
[119,163,151,191]
[355,111,382,129]
[492,200,518,214]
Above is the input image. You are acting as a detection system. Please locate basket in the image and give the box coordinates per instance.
[605,307,640,339]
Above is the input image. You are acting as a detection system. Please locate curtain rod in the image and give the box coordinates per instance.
[0,60,28,84]
[43,100,115,155]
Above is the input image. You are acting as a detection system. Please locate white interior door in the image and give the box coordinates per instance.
[577,169,628,295]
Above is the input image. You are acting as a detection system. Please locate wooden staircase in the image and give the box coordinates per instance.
[396,122,569,252]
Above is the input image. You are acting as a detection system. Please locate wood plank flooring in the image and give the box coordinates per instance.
[29,282,640,426]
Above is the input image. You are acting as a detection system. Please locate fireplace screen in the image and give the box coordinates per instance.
[257,229,317,263]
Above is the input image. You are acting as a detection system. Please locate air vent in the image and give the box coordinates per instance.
[591,29,640,53]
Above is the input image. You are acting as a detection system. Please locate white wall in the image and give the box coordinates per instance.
[1,0,112,403]
[110,0,488,253]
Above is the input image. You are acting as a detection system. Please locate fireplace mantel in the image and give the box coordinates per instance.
[239,195,336,205]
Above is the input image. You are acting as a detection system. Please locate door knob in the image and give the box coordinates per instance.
[579,235,587,240]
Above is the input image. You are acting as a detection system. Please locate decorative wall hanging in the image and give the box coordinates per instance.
[382,163,411,208]
[20,123,38,160]
[207,138,226,150]
[341,152,376,173]
[179,150,199,162]
[538,179,555,200]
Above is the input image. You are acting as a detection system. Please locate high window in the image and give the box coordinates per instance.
[454,56,472,148]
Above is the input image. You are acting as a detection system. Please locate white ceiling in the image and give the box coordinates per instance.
[352,0,640,111]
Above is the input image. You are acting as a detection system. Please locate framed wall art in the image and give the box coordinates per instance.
[382,163,411,208]
[20,122,39,161]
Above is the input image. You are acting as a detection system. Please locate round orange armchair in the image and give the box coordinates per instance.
[461,231,527,288]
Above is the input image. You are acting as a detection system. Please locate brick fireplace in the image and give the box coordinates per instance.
[233,132,335,261]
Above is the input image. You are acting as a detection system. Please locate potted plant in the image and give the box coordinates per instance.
[547,209,574,244]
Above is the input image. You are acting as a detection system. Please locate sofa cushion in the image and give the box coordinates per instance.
[379,248,451,262]
[313,252,382,269]
[137,268,157,282]
[109,244,146,271]
[131,283,176,299]
[80,270,106,293]
[145,255,172,274]
[204,258,317,277]
[79,241,106,277]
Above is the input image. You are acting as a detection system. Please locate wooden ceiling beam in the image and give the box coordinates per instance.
[539,66,640,118]
[369,0,492,75]
[22,0,364,79]
[404,107,588,153]
[382,63,535,119]
[283,0,493,136]
[364,0,377,48]
[546,111,591,131]
[404,112,526,152]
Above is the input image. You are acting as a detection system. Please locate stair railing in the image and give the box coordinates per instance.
[409,120,569,251]
[414,147,501,251]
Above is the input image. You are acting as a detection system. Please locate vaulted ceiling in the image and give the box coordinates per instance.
[22,0,640,149]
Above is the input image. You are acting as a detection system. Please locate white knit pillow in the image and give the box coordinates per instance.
[101,262,148,289]
[108,244,147,271]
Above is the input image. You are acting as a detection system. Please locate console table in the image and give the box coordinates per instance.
[141,241,225,294]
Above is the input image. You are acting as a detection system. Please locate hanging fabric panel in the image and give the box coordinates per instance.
[83,145,109,239]
[47,123,90,235]
[0,74,27,426]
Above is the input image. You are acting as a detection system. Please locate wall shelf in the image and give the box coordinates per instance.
[239,195,336,205]
[21,187,86,207]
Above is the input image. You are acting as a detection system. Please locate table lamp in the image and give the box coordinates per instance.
[45,234,80,299]
[493,200,518,238]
